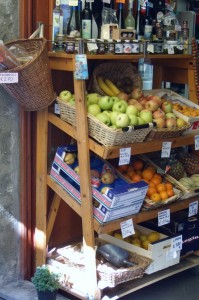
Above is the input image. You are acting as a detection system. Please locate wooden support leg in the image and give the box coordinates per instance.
[46,194,61,245]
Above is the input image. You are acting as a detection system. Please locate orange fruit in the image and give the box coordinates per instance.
[117,165,129,173]
[147,186,157,197]
[165,182,173,190]
[150,192,161,202]
[160,190,169,200]
[127,165,135,172]
[132,159,144,171]
[142,169,154,181]
[156,183,167,193]
[150,176,162,186]
[167,189,175,197]
[145,166,156,174]
[127,170,136,178]
[136,170,142,176]
[131,174,142,182]
[153,173,163,181]
[148,181,156,187]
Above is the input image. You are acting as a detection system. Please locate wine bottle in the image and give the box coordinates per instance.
[52,0,64,43]
[136,0,146,40]
[144,1,153,39]
[67,5,81,37]
[81,0,92,39]
[125,0,135,30]
[117,3,125,29]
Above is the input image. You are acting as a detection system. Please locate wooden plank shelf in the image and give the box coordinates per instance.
[48,113,195,159]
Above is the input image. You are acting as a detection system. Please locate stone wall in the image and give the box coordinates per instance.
[0,0,20,285]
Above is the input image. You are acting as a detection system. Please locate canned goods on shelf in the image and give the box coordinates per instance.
[123,40,132,54]
[114,39,123,54]
[97,39,105,54]
[105,39,115,54]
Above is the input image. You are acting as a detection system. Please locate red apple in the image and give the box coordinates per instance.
[134,102,144,112]
[138,96,148,106]
[90,169,100,178]
[148,95,162,106]
[117,92,129,101]
[128,99,138,105]
[153,117,166,128]
[166,118,177,129]
[145,100,159,112]
[131,88,143,100]
[153,109,165,119]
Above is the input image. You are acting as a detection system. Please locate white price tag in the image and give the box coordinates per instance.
[54,103,60,115]
[195,135,199,150]
[161,142,172,158]
[158,209,170,226]
[103,0,111,3]
[120,219,134,239]
[0,73,18,83]
[69,0,78,6]
[171,235,182,251]
[87,42,98,52]
[168,45,174,54]
[189,201,198,217]
[119,147,131,166]
[147,44,154,53]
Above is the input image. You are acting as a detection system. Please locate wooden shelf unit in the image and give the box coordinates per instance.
[36,53,199,300]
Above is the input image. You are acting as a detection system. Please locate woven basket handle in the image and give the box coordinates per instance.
[122,122,157,132]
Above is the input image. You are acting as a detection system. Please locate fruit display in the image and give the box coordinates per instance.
[111,229,161,250]
[173,102,199,118]
[115,157,178,203]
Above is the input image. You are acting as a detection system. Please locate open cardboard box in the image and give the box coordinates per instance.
[99,224,181,274]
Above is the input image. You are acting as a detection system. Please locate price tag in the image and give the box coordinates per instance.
[168,45,174,54]
[87,42,98,52]
[119,147,131,166]
[195,135,199,150]
[147,44,154,53]
[69,0,78,6]
[103,0,111,3]
[75,55,88,80]
[161,142,172,158]
[171,235,182,251]
[189,201,198,217]
[0,73,18,83]
[54,103,60,115]
[120,219,135,239]
[158,209,170,226]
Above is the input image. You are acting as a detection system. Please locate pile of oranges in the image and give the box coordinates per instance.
[117,158,175,202]
[173,102,199,117]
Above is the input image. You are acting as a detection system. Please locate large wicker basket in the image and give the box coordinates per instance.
[57,97,154,146]
[146,123,190,140]
[1,38,55,111]
[88,62,142,95]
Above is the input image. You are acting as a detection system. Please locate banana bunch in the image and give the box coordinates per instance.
[97,76,120,97]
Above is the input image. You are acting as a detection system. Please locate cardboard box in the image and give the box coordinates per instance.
[112,28,136,40]
[53,147,148,210]
[50,163,145,223]
[99,224,181,274]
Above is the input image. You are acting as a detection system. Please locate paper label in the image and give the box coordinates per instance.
[120,219,135,239]
[0,73,18,83]
[195,135,199,150]
[161,142,172,158]
[189,201,198,217]
[171,235,182,251]
[158,209,170,226]
[75,55,88,80]
[119,148,131,166]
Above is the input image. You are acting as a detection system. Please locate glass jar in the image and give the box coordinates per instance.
[114,39,123,54]
[65,38,75,54]
[54,34,66,52]
[97,39,105,55]
[123,40,132,54]
[86,39,98,55]
[105,39,115,55]
[131,41,140,53]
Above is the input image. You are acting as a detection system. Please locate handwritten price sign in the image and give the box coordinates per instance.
[120,219,134,239]
[119,147,131,166]
[0,73,18,83]
[158,209,170,226]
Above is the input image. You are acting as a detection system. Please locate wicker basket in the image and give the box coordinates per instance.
[57,97,154,146]
[146,123,190,140]
[89,62,142,95]
[1,38,55,111]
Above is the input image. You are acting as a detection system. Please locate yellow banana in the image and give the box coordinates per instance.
[104,79,120,95]
[97,76,115,97]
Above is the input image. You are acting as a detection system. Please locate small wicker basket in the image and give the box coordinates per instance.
[57,97,154,146]
[1,38,55,111]
[89,62,142,95]
[146,123,191,140]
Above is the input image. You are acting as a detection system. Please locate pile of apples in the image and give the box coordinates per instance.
[59,88,187,129]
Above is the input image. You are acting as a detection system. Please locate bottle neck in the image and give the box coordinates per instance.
[56,0,61,6]
[85,0,90,9]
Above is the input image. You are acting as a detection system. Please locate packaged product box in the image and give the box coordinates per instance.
[99,224,181,274]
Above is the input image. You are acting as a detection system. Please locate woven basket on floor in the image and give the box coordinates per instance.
[89,62,142,95]
[1,38,55,111]
[57,97,153,146]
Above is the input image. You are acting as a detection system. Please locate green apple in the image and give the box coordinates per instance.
[98,96,113,110]
[59,90,72,102]
[166,112,176,119]
[112,101,127,113]
[116,113,129,128]
[126,105,139,116]
[87,93,101,104]
[110,96,120,104]
[110,111,119,125]
[103,110,112,117]
[139,109,153,123]
[128,114,138,126]
[137,117,146,125]
[69,97,75,105]
[96,112,111,126]
[88,103,101,116]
